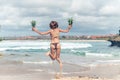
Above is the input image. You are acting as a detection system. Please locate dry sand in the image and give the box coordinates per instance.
[54,77,113,80]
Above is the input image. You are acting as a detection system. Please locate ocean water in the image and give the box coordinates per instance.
[0,40,120,67]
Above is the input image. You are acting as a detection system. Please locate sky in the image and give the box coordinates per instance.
[0,0,120,37]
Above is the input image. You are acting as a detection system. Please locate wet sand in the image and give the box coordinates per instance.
[0,59,120,80]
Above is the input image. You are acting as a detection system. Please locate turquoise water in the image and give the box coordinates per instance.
[0,40,120,66]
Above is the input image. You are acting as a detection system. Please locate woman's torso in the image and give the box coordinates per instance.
[50,28,60,43]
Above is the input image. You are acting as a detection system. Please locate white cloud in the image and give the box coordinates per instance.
[100,5,120,16]
[71,0,95,12]
[0,5,20,26]
[0,0,120,36]
[99,0,120,16]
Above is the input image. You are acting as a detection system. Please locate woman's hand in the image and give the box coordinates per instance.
[32,27,37,31]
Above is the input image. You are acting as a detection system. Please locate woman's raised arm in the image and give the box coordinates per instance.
[32,27,50,35]
[59,25,72,33]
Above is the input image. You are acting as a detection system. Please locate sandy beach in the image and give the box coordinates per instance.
[0,57,120,80]
[55,76,120,80]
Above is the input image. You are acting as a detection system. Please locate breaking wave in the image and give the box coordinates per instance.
[0,40,92,51]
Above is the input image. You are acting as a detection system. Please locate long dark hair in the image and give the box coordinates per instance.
[49,21,58,29]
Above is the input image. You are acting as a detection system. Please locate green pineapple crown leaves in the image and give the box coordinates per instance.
[68,17,73,25]
[31,20,36,27]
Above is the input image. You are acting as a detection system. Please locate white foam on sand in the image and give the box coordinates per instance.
[29,69,43,72]
[96,60,120,66]
[22,61,53,64]
[87,59,120,68]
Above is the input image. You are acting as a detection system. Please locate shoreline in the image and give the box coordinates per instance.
[1,39,108,42]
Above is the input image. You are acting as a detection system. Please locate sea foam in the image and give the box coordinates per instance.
[0,40,92,51]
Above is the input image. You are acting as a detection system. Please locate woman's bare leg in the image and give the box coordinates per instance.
[46,44,56,60]
[56,44,63,76]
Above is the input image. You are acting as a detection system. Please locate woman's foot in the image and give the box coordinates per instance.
[55,73,61,79]
[45,51,50,56]
[55,72,63,79]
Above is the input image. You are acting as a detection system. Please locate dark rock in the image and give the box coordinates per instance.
[108,36,120,47]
